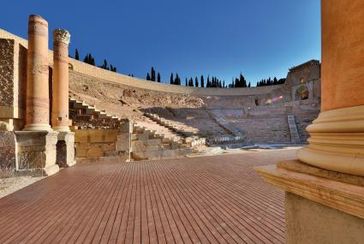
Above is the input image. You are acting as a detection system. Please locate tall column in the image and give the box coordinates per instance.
[24,15,51,131]
[52,29,71,132]
[256,1,364,243]
[297,0,364,176]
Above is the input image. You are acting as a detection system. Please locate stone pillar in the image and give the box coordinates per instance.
[296,0,364,176]
[52,29,71,132]
[256,1,364,243]
[24,15,51,131]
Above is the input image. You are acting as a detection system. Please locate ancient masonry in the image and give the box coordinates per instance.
[0,14,320,174]
[0,15,75,175]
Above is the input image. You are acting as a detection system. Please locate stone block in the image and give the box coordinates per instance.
[56,132,76,168]
[75,130,89,143]
[286,192,364,244]
[0,131,16,170]
[116,133,129,151]
[75,144,88,158]
[15,131,59,176]
[87,146,104,158]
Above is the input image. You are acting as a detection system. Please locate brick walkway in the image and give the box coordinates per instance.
[0,149,297,244]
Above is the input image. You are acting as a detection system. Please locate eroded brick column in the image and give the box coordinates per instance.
[52,29,71,132]
[24,15,51,131]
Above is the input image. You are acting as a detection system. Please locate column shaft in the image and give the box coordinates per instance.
[24,15,51,131]
[297,0,364,176]
[52,29,71,131]
[321,0,364,111]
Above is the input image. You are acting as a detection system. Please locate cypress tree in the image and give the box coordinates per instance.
[201,75,205,88]
[75,49,80,60]
[195,77,199,87]
[170,73,174,84]
[146,73,151,80]
[157,73,161,82]
[151,67,156,81]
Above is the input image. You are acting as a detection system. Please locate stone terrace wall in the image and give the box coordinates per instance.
[74,129,123,159]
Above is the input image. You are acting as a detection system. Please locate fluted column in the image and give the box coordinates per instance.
[24,15,52,131]
[52,29,71,132]
[297,0,364,176]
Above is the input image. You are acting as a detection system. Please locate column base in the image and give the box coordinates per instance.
[15,131,59,176]
[297,105,364,176]
[23,123,53,132]
[53,126,71,132]
[43,164,60,176]
[256,160,364,244]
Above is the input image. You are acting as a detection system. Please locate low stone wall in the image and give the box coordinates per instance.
[74,129,117,159]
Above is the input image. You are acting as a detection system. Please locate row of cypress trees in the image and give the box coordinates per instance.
[74,49,117,72]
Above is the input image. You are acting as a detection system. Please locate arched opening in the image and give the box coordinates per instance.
[296,85,309,100]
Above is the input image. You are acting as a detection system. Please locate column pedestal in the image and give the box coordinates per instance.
[15,131,59,176]
[56,131,76,167]
[256,160,364,243]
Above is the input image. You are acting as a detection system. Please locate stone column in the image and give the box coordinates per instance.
[52,29,71,132]
[296,0,364,176]
[24,15,51,131]
[256,1,364,243]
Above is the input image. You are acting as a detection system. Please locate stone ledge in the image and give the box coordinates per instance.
[256,160,364,220]
[278,160,364,187]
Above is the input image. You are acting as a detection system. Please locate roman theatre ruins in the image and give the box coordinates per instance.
[0,0,364,242]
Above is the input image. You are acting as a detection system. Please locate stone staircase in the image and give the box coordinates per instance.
[69,98,122,129]
[131,124,192,161]
[287,115,301,143]
[143,112,206,147]
[69,98,195,161]
[204,109,246,145]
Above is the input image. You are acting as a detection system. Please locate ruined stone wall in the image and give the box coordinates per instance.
[0,37,27,130]
[285,60,321,87]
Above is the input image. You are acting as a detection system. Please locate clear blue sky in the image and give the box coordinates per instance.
[1,0,320,86]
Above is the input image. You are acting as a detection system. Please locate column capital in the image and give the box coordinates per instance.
[53,29,71,45]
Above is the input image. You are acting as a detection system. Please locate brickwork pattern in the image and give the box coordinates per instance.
[0,149,295,243]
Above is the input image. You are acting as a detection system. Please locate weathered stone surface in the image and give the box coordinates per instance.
[15,131,59,176]
[286,193,364,244]
[0,132,16,170]
[73,129,121,159]
[0,39,14,108]
[56,132,75,167]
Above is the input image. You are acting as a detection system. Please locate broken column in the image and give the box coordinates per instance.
[257,1,364,243]
[15,15,59,176]
[52,29,75,167]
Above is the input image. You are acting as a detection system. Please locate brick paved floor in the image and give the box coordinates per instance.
[0,149,297,244]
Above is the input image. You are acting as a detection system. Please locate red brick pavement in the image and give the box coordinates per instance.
[0,149,297,243]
